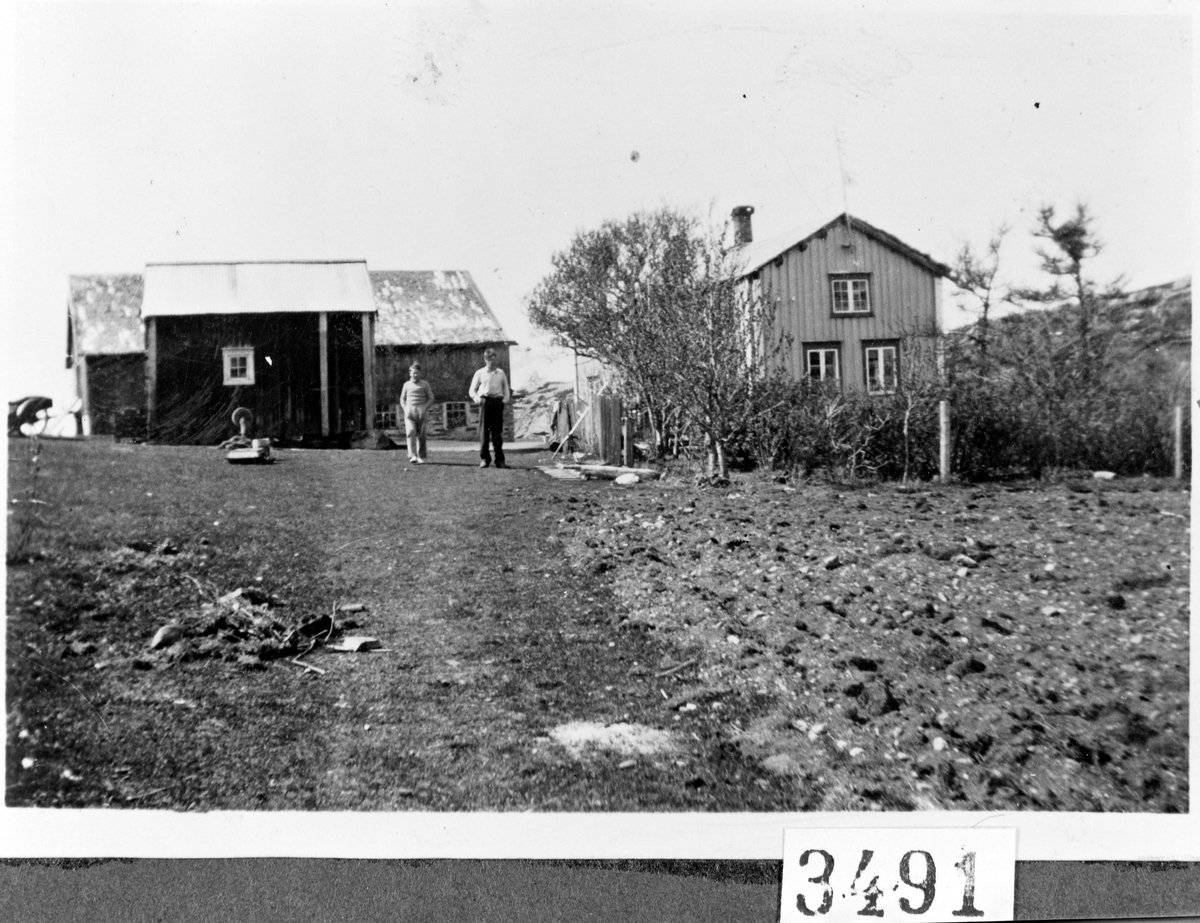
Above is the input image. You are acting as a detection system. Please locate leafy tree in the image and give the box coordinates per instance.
[527,208,791,478]
[526,208,699,454]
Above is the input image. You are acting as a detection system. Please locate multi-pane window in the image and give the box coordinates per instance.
[222,347,255,386]
[864,344,899,394]
[375,402,399,430]
[444,401,468,429]
[830,274,871,314]
[805,346,840,381]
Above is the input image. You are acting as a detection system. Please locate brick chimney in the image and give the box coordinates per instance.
[731,205,755,245]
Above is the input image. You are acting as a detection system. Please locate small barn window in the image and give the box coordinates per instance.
[222,347,255,386]
[864,342,899,394]
[375,401,399,430]
[805,345,841,381]
[830,274,871,315]
[444,401,468,429]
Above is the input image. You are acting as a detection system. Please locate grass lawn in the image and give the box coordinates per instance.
[6,437,1189,812]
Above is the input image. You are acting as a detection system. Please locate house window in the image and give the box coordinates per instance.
[830,274,871,315]
[864,343,899,394]
[222,347,255,386]
[805,344,841,382]
[375,401,398,430]
[444,401,468,429]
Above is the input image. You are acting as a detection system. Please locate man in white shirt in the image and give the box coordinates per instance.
[468,348,511,468]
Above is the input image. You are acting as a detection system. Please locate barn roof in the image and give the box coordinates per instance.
[737,212,951,278]
[371,270,513,346]
[141,261,376,318]
[69,274,145,356]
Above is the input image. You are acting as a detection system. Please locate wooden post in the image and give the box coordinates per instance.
[318,312,330,437]
[622,416,634,467]
[939,399,950,482]
[145,317,158,435]
[1174,405,1183,480]
[361,312,375,430]
[77,355,92,436]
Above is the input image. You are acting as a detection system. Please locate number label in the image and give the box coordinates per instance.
[780,829,1015,922]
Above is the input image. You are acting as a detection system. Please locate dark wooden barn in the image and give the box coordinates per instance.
[66,262,514,445]
[371,270,515,441]
[67,275,146,436]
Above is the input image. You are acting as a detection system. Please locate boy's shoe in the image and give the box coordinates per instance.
[415,458,425,464]
[479,461,490,468]
[495,462,507,469]
[408,456,418,464]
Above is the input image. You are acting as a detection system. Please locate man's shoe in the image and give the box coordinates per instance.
[415,458,425,464]
[479,461,490,468]
[495,462,507,469]
[408,456,417,464]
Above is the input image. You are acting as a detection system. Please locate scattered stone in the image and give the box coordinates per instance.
[948,657,987,678]
[338,602,367,613]
[149,623,185,650]
[618,759,637,769]
[1104,592,1127,610]
[848,656,879,672]
[822,554,842,570]
[933,737,948,752]
[952,554,977,568]
[614,473,640,486]
[1093,471,1116,480]
[1040,606,1065,618]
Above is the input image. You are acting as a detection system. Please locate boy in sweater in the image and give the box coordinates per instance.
[399,363,435,463]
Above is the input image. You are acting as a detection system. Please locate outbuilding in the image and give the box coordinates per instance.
[66,262,514,445]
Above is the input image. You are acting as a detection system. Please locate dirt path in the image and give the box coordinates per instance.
[295,449,786,810]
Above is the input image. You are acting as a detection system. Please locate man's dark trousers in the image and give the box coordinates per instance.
[479,396,506,467]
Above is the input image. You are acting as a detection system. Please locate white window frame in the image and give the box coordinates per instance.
[864,343,899,394]
[222,347,255,386]
[375,401,399,430]
[805,346,840,381]
[443,401,469,430]
[830,274,872,315]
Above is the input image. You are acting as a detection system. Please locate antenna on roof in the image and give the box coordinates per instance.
[835,127,854,247]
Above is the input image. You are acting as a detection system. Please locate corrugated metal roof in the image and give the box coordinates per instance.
[371,270,513,346]
[737,213,951,278]
[141,261,376,318]
[70,275,145,355]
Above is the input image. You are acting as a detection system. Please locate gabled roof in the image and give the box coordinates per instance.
[736,212,952,278]
[371,270,513,347]
[142,261,376,318]
[69,274,145,356]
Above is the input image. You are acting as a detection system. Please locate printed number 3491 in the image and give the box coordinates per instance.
[796,848,985,917]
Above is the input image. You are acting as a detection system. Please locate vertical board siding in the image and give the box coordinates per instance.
[764,226,939,389]
[375,343,513,439]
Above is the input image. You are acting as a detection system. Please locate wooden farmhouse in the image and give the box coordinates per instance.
[67,261,513,445]
[734,208,952,391]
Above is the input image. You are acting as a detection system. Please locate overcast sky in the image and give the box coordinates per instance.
[3,1,1192,411]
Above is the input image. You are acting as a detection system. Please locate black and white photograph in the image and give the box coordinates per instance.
[3,0,1195,864]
